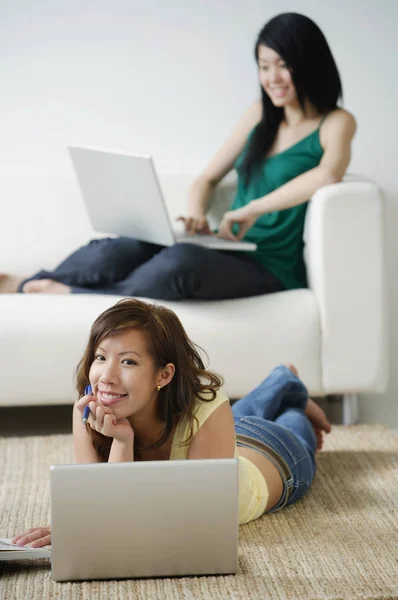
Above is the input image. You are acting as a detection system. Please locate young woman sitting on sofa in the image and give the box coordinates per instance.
[1,12,356,300]
[12,298,331,548]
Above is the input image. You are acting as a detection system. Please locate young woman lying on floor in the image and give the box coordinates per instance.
[12,297,331,548]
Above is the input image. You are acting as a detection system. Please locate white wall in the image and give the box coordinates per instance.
[1,0,397,425]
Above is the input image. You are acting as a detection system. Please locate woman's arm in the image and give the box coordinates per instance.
[218,109,357,240]
[73,402,102,464]
[188,401,236,459]
[183,101,262,233]
[11,397,134,548]
[108,437,134,462]
[251,109,357,214]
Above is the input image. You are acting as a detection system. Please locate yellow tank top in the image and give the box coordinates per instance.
[169,388,269,524]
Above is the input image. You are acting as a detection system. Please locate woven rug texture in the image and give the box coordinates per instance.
[0,425,397,600]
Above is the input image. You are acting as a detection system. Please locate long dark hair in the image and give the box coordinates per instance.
[75,298,223,462]
[241,13,343,182]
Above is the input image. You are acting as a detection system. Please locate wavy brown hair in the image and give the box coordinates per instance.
[75,298,223,461]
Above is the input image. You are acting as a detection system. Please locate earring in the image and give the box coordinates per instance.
[157,385,161,391]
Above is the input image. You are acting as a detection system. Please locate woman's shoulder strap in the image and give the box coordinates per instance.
[318,111,330,128]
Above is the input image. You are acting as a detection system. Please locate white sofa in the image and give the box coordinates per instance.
[0,172,388,415]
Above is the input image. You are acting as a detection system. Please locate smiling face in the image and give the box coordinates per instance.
[89,328,174,423]
[257,45,297,107]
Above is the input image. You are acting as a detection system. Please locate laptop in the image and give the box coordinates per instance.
[67,145,257,251]
[50,459,239,581]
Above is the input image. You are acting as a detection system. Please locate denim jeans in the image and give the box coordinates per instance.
[18,237,284,301]
[233,365,317,512]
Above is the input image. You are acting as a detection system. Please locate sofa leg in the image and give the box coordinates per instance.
[342,394,359,425]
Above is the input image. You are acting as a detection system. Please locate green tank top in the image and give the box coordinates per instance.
[232,126,324,289]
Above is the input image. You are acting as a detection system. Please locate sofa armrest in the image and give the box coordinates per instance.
[304,180,389,394]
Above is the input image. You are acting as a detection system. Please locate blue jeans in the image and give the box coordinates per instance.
[18,237,284,300]
[233,365,317,512]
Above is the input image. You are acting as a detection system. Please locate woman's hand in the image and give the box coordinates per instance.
[11,526,51,548]
[75,396,134,443]
[217,205,258,241]
[176,213,212,235]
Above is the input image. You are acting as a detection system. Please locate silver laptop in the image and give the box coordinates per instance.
[67,145,257,251]
[50,459,239,582]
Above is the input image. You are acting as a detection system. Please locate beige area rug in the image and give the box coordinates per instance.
[1,425,397,600]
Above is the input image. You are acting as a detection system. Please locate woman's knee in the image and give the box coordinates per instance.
[92,237,157,268]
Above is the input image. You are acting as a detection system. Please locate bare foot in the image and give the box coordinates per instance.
[284,363,332,451]
[285,363,299,377]
[22,279,71,294]
[305,399,332,433]
[305,399,332,451]
[0,274,25,293]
